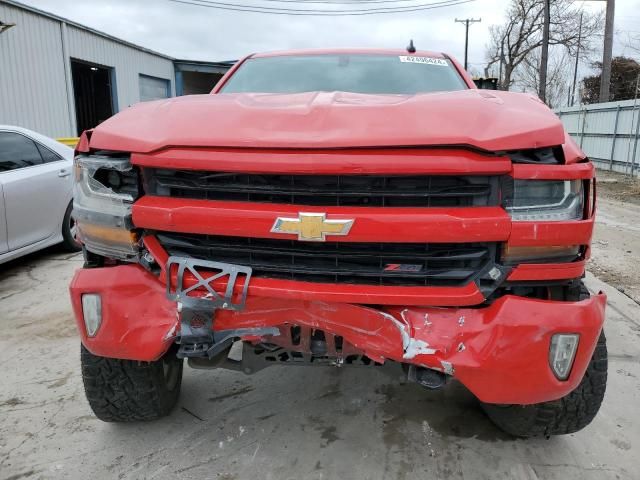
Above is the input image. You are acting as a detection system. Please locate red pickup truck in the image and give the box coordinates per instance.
[70,49,607,437]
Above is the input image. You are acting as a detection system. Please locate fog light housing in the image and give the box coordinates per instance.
[81,294,102,337]
[549,333,579,380]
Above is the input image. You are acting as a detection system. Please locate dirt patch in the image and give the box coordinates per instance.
[7,311,77,341]
[596,170,640,206]
[0,397,25,407]
[589,176,640,304]
[208,385,254,402]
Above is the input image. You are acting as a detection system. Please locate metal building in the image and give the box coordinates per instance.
[0,0,232,138]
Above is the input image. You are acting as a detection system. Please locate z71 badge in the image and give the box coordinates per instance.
[383,264,423,272]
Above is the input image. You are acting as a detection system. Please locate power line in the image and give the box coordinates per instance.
[169,0,476,15]
[236,0,456,3]
[170,0,472,13]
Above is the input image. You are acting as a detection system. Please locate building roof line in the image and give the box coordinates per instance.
[174,59,237,66]
[1,0,176,60]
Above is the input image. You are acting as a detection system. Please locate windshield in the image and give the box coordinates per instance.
[220,54,468,95]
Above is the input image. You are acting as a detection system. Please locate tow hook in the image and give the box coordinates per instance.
[407,365,447,390]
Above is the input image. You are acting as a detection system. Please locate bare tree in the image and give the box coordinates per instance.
[625,33,640,58]
[485,0,602,92]
[516,48,572,108]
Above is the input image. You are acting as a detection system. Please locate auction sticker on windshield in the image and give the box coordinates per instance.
[398,56,448,66]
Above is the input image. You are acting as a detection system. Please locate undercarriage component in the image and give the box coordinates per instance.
[166,256,266,358]
[407,365,448,389]
[190,324,383,373]
[176,308,279,359]
[189,337,384,374]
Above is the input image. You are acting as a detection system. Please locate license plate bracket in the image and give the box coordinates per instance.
[165,256,252,311]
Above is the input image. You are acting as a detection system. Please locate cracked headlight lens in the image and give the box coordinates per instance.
[73,154,140,261]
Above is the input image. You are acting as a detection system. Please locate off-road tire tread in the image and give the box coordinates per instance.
[483,332,607,437]
[81,345,183,422]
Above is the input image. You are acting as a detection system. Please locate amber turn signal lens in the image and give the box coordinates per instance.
[77,221,138,244]
[76,221,139,259]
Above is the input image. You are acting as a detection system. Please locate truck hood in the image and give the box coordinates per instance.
[89,89,565,153]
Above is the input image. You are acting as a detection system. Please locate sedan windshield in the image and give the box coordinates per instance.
[220,54,468,95]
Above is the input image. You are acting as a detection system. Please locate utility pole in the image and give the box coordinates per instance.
[600,0,615,103]
[630,73,640,175]
[539,0,551,103]
[499,38,505,90]
[455,18,481,71]
[571,12,583,106]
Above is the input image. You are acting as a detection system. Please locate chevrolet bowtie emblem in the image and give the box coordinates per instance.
[271,213,354,241]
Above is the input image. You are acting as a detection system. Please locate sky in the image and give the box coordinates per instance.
[15,0,640,76]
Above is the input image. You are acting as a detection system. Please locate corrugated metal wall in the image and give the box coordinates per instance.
[0,0,175,138]
[0,3,72,137]
[556,100,640,177]
[66,24,175,111]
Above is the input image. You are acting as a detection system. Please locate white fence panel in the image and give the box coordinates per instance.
[556,100,640,176]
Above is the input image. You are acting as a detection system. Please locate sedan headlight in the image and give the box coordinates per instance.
[504,179,584,221]
[73,154,140,261]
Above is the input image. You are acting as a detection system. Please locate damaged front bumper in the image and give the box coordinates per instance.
[70,263,606,405]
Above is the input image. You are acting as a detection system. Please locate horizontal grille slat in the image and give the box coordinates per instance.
[144,169,496,207]
[156,232,495,287]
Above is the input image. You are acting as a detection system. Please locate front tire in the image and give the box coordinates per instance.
[81,344,183,422]
[482,332,607,437]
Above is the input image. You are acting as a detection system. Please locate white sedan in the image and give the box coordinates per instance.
[0,125,80,264]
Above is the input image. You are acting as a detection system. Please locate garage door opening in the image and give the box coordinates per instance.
[71,59,115,135]
[181,71,224,94]
[174,60,233,96]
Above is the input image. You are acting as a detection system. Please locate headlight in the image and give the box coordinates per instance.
[504,179,584,221]
[73,154,140,261]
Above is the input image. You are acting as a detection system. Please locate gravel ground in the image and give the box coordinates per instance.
[0,187,639,480]
[590,170,640,304]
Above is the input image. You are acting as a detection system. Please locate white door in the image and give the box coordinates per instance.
[0,131,71,251]
[139,74,170,102]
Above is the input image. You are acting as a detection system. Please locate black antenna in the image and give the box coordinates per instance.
[406,39,416,53]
